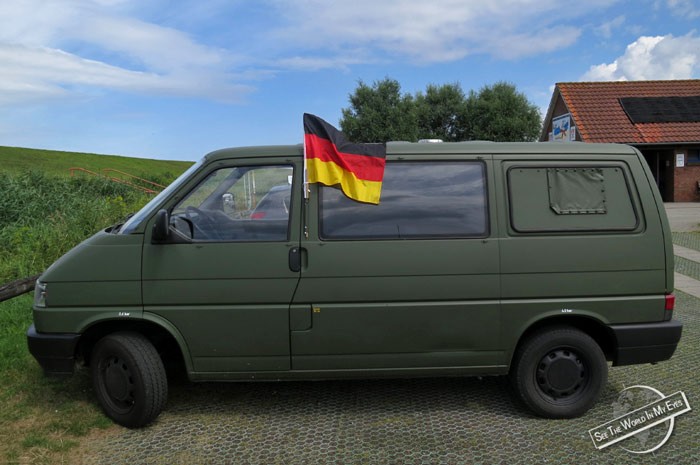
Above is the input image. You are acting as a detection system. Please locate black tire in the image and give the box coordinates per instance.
[91,332,168,428]
[510,326,607,418]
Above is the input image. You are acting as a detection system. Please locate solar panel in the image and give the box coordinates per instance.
[619,96,700,123]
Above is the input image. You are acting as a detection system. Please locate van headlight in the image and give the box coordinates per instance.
[34,281,48,308]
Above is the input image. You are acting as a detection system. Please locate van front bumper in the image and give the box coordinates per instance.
[610,319,683,366]
[27,324,80,376]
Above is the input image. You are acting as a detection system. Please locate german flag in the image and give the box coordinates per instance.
[303,113,386,204]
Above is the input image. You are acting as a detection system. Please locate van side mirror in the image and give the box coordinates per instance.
[152,209,170,242]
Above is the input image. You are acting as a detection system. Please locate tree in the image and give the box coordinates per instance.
[340,78,418,143]
[466,82,542,142]
[415,83,469,142]
[339,78,542,143]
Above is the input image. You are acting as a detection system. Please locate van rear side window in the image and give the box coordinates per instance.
[507,164,639,233]
[320,161,488,239]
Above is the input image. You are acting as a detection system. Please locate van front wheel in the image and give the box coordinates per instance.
[511,327,607,418]
[91,332,168,428]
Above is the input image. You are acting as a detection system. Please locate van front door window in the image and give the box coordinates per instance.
[170,165,293,242]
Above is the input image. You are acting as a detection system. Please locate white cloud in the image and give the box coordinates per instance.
[581,33,700,81]
[667,0,700,18]
[267,0,615,63]
[0,0,628,106]
[0,0,250,105]
[0,44,252,106]
[274,55,370,72]
[594,15,625,39]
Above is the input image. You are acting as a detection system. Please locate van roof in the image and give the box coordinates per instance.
[203,141,639,162]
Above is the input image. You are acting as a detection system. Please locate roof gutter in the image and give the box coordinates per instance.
[626,142,700,148]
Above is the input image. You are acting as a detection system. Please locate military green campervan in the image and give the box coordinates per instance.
[28,141,682,427]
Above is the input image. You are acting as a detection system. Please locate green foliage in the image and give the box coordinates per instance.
[340,78,418,143]
[339,78,542,143]
[0,147,187,282]
[466,82,542,142]
[415,83,470,142]
[0,171,151,282]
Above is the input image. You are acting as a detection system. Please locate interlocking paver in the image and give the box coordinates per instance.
[70,291,699,465]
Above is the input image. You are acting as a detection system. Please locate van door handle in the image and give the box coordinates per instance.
[289,247,302,272]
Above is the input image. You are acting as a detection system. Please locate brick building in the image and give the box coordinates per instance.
[541,80,700,202]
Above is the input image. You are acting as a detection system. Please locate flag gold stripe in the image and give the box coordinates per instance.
[307,157,382,204]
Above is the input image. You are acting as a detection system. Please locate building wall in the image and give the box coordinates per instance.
[541,95,581,142]
[639,147,700,202]
[674,148,700,202]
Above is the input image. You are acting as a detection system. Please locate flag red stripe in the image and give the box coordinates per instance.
[303,114,385,158]
[304,133,386,182]
[306,157,383,204]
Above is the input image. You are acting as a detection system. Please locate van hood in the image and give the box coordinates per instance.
[37,229,144,310]
[41,229,143,283]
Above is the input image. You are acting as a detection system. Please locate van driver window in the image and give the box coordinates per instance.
[171,165,293,241]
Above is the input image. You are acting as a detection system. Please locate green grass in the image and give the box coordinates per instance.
[0,296,113,464]
[0,145,192,181]
[0,148,192,463]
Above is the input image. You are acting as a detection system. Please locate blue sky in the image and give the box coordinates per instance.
[1,0,699,161]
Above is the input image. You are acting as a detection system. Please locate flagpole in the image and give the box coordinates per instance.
[303,137,309,200]
[302,125,309,239]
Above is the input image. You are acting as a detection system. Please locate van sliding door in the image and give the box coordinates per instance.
[291,158,503,373]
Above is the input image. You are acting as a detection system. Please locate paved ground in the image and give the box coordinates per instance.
[75,294,700,465]
[667,203,700,299]
[664,203,700,232]
[674,245,700,299]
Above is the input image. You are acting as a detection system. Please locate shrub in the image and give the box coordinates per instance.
[0,171,150,283]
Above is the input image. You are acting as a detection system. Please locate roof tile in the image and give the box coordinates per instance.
[554,80,700,143]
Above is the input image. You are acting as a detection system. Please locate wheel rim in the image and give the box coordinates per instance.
[98,356,136,414]
[535,348,587,401]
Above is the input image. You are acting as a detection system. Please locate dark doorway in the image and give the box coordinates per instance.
[641,149,674,202]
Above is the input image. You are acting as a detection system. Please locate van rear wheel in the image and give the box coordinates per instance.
[91,332,168,428]
[511,327,607,418]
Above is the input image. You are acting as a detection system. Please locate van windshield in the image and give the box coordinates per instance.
[120,160,203,234]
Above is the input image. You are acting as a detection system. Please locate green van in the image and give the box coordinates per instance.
[27,142,682,427]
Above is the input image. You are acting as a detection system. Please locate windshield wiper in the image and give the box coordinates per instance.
[107,213,135,234]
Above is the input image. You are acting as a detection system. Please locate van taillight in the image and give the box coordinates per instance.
[250,212,266,219]
[665,294,675,311]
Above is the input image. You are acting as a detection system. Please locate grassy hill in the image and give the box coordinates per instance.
[0,146,194,284]
[0,146,193,180]
[0,146,195,462]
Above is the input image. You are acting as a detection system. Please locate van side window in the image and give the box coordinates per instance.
[171,165,293,241]
[320,162,488,239]
[508,165,639,233]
